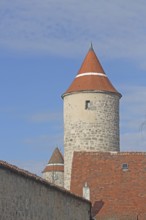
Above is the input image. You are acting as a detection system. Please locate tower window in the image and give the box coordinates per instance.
[122,163,128,171]
[85,100,91,110]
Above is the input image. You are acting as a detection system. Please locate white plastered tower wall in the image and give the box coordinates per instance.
[62,45,122,190]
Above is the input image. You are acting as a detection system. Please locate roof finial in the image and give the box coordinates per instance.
[90,42,93,51]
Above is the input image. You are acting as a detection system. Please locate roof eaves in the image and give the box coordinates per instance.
[62,90,122,98]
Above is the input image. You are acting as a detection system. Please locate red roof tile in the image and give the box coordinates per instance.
[78,46,105,74]
[48,147,64,164]
[71,151,146,218]
[42,148,64,173]
[63,46,121,97]
[42,165,64,173]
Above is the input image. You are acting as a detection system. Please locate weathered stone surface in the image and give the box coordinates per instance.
[63,92,120,189]
[0,164,91,220]
[42,170,64,187]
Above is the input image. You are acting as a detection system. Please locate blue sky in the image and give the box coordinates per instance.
[0,0,146,175]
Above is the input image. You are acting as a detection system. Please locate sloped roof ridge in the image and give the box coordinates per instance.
[0,160,90,204]
[48,147,64,164]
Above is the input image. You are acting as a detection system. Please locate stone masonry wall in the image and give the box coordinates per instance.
[42,171,64,187]
[0,163,91,220]
[63,92,120,189]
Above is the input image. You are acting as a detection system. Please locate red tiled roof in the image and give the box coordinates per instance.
[42,147,64,173]
[70,151,146,218]
[48,147,64,164]
[42,165,64,173]
[63,46,121,97]
[78,46,105,75]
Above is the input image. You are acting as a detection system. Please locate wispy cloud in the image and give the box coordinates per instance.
[120,85,146,151]
[0,0,146,66]
[10,159,46,176]
[28,112,62,123]
[120,85,146,122]
[121,131,146,152]
[24,133,63,150]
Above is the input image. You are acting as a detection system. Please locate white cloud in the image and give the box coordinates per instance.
[0,0,146,66]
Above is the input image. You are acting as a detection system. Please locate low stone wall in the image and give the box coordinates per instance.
[0,161,91,220]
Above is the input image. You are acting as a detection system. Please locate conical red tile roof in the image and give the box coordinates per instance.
[63,46,121,97]
[48,147,64,164]
[78,45,105,75]
[42,148,64,173]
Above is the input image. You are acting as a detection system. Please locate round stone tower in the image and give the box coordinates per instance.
[42,147,64,187]
[62,45,122,190]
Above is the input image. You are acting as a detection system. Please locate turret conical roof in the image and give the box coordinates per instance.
[48,147,64,164]
[63,45,121,97]
[42,148,64,173]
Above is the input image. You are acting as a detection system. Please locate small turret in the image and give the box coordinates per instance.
[42,147,64,187]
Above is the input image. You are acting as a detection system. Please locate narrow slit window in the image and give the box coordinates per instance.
[85,100,91,110]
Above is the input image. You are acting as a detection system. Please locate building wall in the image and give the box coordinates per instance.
[42,170,64,187]
[0,164,91,220]
[64,92,120,189]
